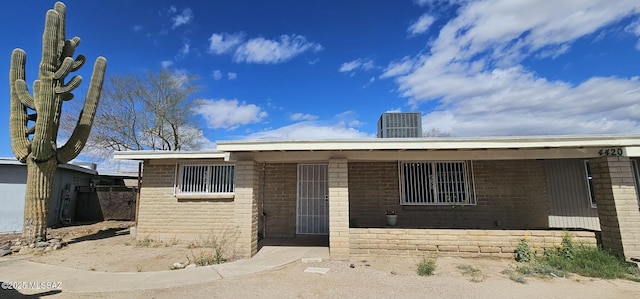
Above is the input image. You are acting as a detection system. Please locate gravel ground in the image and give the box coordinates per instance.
[2,221,640,298]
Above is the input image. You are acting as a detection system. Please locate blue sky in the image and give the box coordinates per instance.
[2,0,640,166]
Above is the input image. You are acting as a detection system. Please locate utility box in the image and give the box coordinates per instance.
[377,112,422,138]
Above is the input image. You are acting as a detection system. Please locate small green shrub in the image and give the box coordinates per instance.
[457,264,483,282]
[186,229,237,266]
[559,233,575,260]
[516,262,568,278]
[515,237,532,263]
[501,267,527,284]
[507,234,640,282]
[417,258,436,276]
[135,236,154,247]
[135,235,178,248]
[189,249,225,266]
[542,245,635,279]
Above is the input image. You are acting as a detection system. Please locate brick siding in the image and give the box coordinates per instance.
[136,160,237,241]
[260,163,297,238]
[348,160,549,229]
[590,156,640,260]
[350,228,597,258]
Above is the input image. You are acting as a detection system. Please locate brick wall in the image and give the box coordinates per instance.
[350,228,597,258]
[136,160,236,241]
[260,163,297,238]
[234,161,259,258]
[349,160,549,229]
[329,159,350,260]
[590,156,640,260]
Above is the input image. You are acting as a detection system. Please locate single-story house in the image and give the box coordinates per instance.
[113,135,640,261]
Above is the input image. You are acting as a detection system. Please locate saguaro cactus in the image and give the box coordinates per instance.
[9,2,107,241]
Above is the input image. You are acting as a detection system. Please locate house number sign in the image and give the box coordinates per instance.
[598,147,624,157]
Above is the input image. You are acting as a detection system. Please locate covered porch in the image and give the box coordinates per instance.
[219,136,640,261]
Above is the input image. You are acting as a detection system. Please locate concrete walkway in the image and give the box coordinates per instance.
[0,246,328,293]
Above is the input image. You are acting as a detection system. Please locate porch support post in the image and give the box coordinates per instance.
[329,159,350,260]
[590,156,640,260]
[234,160,259,258]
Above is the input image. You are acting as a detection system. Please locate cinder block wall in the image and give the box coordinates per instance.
[350,228,597,258]
[259,163,297,238]
[348,160,549,229]
[136,160,236,240]
[590,156,640,260]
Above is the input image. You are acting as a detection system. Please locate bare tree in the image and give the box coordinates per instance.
[67,69,206,158]
[423,128,453,137]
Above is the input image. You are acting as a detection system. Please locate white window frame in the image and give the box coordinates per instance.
[175,162,235,199]
[399,161,476,206]
[584,160,597,208]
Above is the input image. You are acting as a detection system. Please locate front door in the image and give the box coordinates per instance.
[296,164,329,235]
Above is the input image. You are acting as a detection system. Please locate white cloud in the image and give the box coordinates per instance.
[244,121,370,140]
[227,72,238,80]
[212,70,222,80]
[380,56,417,78]
[208,32,245,55]
[408,13,436,35]
[178,40,190,57]
[413,0,468,7]
[133,25,143,32]
[363,77,376,88]
[208,33,322,64]
[243,111,369,140]
[339,58,375,73]
[160,60,173,69]
[195,99,267,130]
[233,34,323,64]
[624,18,640,50]
[171,7,193,29]
[168,6,177,14]
[290,113,318,121]
[383,0,640,136]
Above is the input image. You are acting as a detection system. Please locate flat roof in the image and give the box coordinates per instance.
[216,135,640,152]
[111,135,640,161]
[113,150,229,160]
[0,157,98,175]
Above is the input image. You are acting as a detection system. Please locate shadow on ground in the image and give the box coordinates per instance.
[65,227,130,245]
[0,283,62,299]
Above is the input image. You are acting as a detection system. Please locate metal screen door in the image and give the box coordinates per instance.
[296,164,329,235]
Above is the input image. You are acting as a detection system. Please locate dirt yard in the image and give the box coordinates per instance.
[1,221,222,272]
[2,221,640,298]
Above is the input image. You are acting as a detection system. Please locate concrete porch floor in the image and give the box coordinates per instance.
[258,235,329,249]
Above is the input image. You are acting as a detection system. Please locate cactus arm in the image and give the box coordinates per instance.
[31,9,62,162]
[70,55,85,72]
[57,57,106,164]
[10,49,32,162]
[62,37,80,58]
[55,75,82,94]
[14,80,35,109]
[54,2,67,58]
[61,93,74,101]
[54,57,74,79]
[54,54,85,80]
